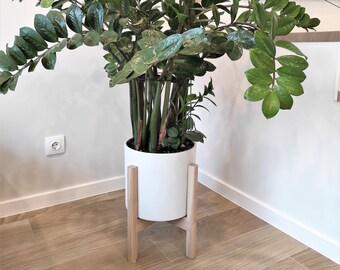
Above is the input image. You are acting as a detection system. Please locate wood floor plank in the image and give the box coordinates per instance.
[292,249,340,270]
[265,257,308,270]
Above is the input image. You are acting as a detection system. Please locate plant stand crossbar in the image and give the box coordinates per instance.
[127,163,198,263]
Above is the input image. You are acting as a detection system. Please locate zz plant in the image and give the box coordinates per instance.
[0,0,319,153]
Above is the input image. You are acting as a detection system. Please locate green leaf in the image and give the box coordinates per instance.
[277,55,308,70]
[83,30,100,46]
[47,10,68,38]
[49,39,67,53]
[264,0,280,9]
[276,76,304,96]
[168,127,179,138]
[40,0,54,8]
[0,71,12,85]
[254,30,276,57]
[277,16,296,36]
[0,51,17,71]
[230,0,239,23]
[244,84,271,101]
[212,4,220,26]
[100,30,119,45]
[154,34,184,62]
[137,30,166,50]
[262,91,280,119]
[6,45,27,65]
[249,48,275,73]
[86,1,104,33]
[14,36,37,59]
[228,30,255,50]
[42,51,56,70]
[271,0,289,12]
[67,33,83,50]
[28,58,40,72]
[66,4,83,34]
[269,13,279,39]
[20,27,48,51]
[34,14,58,42]
[274,85,293,109]
[307,18,320,29]
[277,66,306,83]
[245,68,272,85]
[184,130,205,143]
[253,1,266,29]
[225,40,243,61]
[275,40,307,58]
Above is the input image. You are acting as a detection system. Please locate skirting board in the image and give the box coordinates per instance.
[0,176,125,218]
[198,170,340,265]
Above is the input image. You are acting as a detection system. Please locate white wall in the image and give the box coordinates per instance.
[0,0,339,265]
[0,1,130,215]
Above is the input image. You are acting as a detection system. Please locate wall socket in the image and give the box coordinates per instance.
[45,135,65,156]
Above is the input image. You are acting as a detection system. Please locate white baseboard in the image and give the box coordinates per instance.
[198,170,340,265]
[0,176,125,218]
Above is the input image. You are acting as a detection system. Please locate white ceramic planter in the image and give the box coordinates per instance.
[124,141,196,222]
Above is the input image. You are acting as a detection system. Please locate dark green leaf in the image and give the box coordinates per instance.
[262,91,280,118]
[67,33,83,49]
[249,48,275,73]
[244,84,271,101]
[34,14,58,42]
[230,0,239,23]
[274,85,293,109]
[269,13,279,39]
[264,0,281,9]
[0,71,12,85]
[253,1,266,29]
[14,36,37,59]
[0,51,17,71]
[212,4,220,26]
[168,127,179,138]
[49,39,67,53]
[100,30,119,45]
[276,76,304,96]
[42,51,56,70]
[225,40,243,61]
[47,10,68,38]
[28,59,40,72]
[277,66,306,83]
[277,55,308,70]
[271,0,289,12]
[275,40,307,58]
[83,30,100,46]
[6,45,27,65]
[86,1,104,33]
[307,18,320,28]
[184,130,205,143]
[66,4,83,34]
[254,30,276,57]
[20,27,48,51]
[245,68,272,85]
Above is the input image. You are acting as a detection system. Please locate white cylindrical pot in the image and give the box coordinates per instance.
[124,141,196,222]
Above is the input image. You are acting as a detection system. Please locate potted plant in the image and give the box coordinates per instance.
[0,0,319,221]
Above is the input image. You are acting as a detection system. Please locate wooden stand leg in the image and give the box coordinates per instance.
[127,163,198,262]
[127,165,139,263]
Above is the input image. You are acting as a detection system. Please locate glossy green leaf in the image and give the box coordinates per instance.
[184,130,205,143]
[275,40,307,58]
[281,2,301,18]
[277,16,296,36]
[155,34,183,62]
[244,84,271,101]
[230,0,239,23]
[168,127,179,138]
[28,58,40,72]
[262,91,280,119]
[276,76,304,96]
[138,30,166,49]
[66,4,83,34]
[253,1,266,29]
[225,40,243,61]
[40,0,54,8]
[263,0,280,9]
[34,14,58,42]
[6,45,27,65]
[14,36,37,59]
[249,48,275,73]
[271,0,289,12]
[228,30,255,50]
[274,85,293,109]
[254,30,276,57]
[83,30,100,46]
[307,18,320,28]
[277,55,308,70]
[269,13,279,39]
[245,68,272,85]
[100,30,119,45]
[0,51,17,71]
[277,66,306,83]
[86,1,104,33]
[67,33,83,50]
[20,27,48,51]
[42,51,56,70]
[212,4,220,26]
[47,10,68,38]
[0,71,11,85]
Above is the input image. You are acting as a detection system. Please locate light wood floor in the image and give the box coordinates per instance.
[1,184,339,270]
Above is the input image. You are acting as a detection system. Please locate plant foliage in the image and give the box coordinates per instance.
[0,0,320,152]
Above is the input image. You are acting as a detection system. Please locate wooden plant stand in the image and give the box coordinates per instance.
[127,163,198,263]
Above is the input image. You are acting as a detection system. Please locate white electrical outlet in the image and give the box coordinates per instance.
[45,135,65,156]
